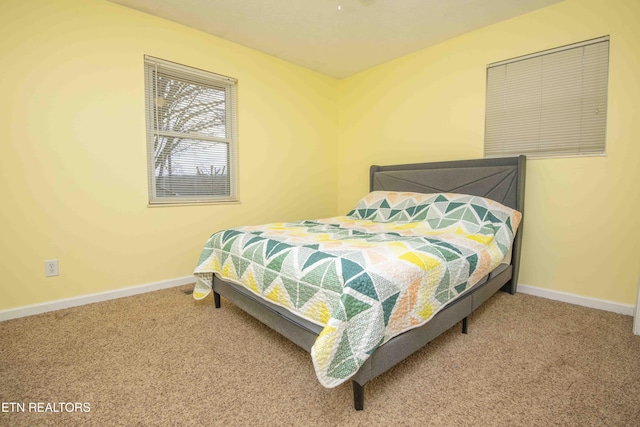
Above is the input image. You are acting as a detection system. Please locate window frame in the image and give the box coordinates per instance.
[144,55,238,206]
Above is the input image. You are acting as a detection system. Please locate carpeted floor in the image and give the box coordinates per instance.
[1,284,639,426]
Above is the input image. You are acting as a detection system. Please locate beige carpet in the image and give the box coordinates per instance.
[1,284,639,426]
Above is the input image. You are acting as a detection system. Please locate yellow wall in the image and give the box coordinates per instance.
[0,0,339,310]
[2,0,638,313]
[338,0,640,305]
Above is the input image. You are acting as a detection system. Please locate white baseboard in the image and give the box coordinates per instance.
[518,284,635,317]
[0,276,196,322]
[2,279,636,328]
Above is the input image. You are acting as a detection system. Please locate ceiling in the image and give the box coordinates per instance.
[108,0,563,79]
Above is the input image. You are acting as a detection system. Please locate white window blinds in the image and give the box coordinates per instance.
[144,56,238,204]
[484,36,609,158]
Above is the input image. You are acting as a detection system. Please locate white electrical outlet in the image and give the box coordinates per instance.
[45,260,59,277]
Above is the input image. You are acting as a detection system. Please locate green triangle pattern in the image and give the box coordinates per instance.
[301,262,330,286]
[345,272,379,301]
[266,251,289,272]
[472,204,488,221]
[280,277,298,306]
[297,282,318,308]
[342,294,372,321]
[341,259,363,282]
[303,251,334,270]
[320,261,342,293]
[435,268,452,304]
[462,207,480,224]
[382,293,399,326]
[454,282,467,294]
[244,241,265,264]
[445,202,466,213]
[327,332,358,379]
[262,269,278,291]
[231,255,251,278]
[466,254,478,275]
[435,247,461,262]
[266,241,292,258]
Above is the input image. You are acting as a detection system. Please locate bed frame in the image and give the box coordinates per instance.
[211,156,526,410]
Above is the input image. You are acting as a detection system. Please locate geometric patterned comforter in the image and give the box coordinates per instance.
[194,192,522,388]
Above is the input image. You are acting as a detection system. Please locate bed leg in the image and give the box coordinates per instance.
[501,279,517,295]
[214,291,221,309]
[462,317,468,334]
[352,381,364,411]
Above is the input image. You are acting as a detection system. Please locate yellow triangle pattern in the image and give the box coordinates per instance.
[304,300,332,325]
[220,259,236,281]
[313,325,338,371]
[417,302,433,320]
[399,251,441,271]
[266,284,292,309]
[246,271,259,294]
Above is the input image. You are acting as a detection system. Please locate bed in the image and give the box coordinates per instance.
[193,155,526,410]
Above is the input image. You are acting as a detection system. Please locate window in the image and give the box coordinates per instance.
[484,36,609,158]
[144,56,238,204]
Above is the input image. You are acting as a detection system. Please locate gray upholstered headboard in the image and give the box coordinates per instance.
[370,156,526,212]
[370,156,526,290]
